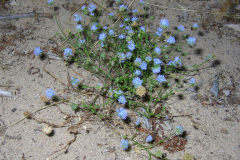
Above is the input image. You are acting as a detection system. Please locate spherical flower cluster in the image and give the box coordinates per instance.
[76,25,83,32]
[156,27,163,37]
[119,24,124,28]
[79,39,86,44]
[153,58,162,65]
[156,75,166,83]
[175,125,184,135]
[116,107,127,119]
[135,119,140,126]
[88,4,96,13]
[152,65,161,74]
[81,5,86,10]
[117,52,126,63]
[193,23,199,29]
[174,57,182,65]
[74,14,82,22]
[132,77,143,88]
[119,4,128,11]
[146,135,153,142]
[131,17,138,21]
[108,13,114,17]
[187,37,196,46]
[91,23,98,31]
[134,58,142,66]
[134,70,142,76]
[33,47,42,56]
[120,139,128,150]
[189,78,195,84]
[118,34,125,39]
[154,47,161,55]
[63,48,73,58]
[108,29,114,35]
[145,56,152,63]
[139,61,147,70]
[126,52,132,60]
[136,86,146,97]
[124,18,130,22]
[118,95,127,104]
[128,40,135,51]
[45,89,55,98]
[132,9,138,13]
[99,33,106,41]
[177,25,185,32]
[71,77,79,86]
[103,26,108,30]
[167,36,175,44]
[159,19,169,29]
[139,0,144,4]
[48,0,54,5]
[140,26,145,32]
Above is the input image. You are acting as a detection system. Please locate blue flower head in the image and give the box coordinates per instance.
[132,77,143,88]
[99,33,107,41]
[134,58,142,66]
[81,5,86,10]
[189,78,195,84]
[79,39,86,44]
[175,125,184,135]
[153,58,162,65]
[76,25,83,32]
[193,23,199,29]
[206,54,213,60]
[101,43,105,48]
[89,12,94,16]
[135,119,140,126]
[140,26,145,32]
[168,61,176,67]
[124,18,130,22]
[33,47,42,56]
[146,135,153,142]
[132,9,138,13]
[118,95,127,104]
[103,26,108,30]
[115,0,121,3]
[139,61,147,70]
[156,28,163,37]
[115,90,123,95]
[119,24,124,28]
[118,52,126,62]
[134,70,142,76]
[156,75,166,83]
[108,13,114,17]
[187,37,196,46]
[119,4,128,11]
[128,40,135,51]
[174,57,182,65]
[74,14,82,22]
[126,52,132,60]
[145,56,152,63]
[71,77,79,86]
[116,107,128,119]
[131,17,138,21]
[167,36,175,44]
[91,23,98,31]
[120,139,128,150]
[63,48,73,58]
[154,47,161,55]
[152,65,161,74]
[48,0,54,5]
[45,89,55,98]
[139,0,144,4]
[177,25,185,32]
[118,34,125,39]
[159,19,169,29]
[88,4,96,13]
[108,29,114,35]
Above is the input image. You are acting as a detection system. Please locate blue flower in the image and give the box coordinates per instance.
[115,90,123,95]
[117,107,127,120]
[175,125,184,135]
[71,77,79,85]
[168,61,176,67]
[103,26,108,30]
[145,56,152,63]
[45,89,55,98]
[153,58,162,65]
[81,5,86,10]
[146,135,153,142]
[33,47,42,56]
[189,78,195,84]
[139,61,147,70]
[89,12,94,16]
[139,0,144,4]
[108,29,114,35]
[118,96,127,104]
[119,4,128,11]
[132,77,143,88]
[119,24,124,28]
[88,4,96,13]
[120,139,128,150]
[154,47,161,55]
[174,57,182,65]
[79,39,86,44]
[63,48,73,58]
[108,13,114,17]
[167,36,175,44]
[193,23,199,29]
[177,25,185,32]
[126,52,132,60]
[140,26,145,32]
[156,28,163,36]
[76,25,83,32]
[156,75,166,83]
[135,119,140,126]
[118,34,125,39]
[101,43,105,47]
[132,9,138,13]
[74,14,82,22]
[124,18,130,22]
[131,17,138,21]
[134,58,142,66]
[134,70,142,76]
[118,52,126,62]
[115,0,121,3]
[187,37,196,46]
[91,23,98,31]
[99,33,106,41]
[48,0,54,5]
[159,19,169,29]
[128,40,135,51]
[206,54,213,60]
[125,26,131,30]
[152,65,161,74]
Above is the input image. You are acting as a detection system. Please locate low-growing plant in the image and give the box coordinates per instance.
[31,0,214,159]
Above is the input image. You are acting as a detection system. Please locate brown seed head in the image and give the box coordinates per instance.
[136,86,146,97]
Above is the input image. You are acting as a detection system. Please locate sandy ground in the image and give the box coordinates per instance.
[0,0,240,160]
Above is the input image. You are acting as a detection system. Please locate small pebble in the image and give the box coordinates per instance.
[12,108,17,112]
[220,129,229,134]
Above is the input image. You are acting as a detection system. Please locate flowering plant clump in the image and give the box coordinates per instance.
[31,0,214,159]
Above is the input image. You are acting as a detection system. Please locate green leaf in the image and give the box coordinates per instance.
[71,103,78,111]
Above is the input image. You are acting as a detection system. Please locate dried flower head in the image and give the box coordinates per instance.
[43,125,53,135]
[136,86,146,97]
